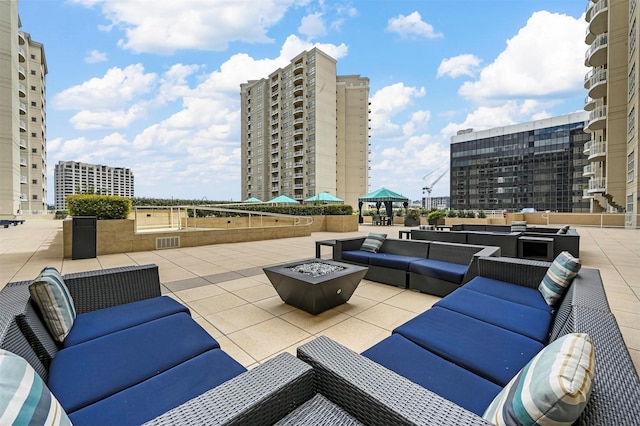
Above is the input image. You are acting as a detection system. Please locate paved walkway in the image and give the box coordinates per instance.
[1,219,638,373]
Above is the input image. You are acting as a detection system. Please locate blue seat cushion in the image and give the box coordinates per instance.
[393,307,543,386]
[362,334,501,416]
[68,348,246,425]
[64,296,190,348]
[409,259,468,284]
[342,250,373,264]
[464,277,553,313]
[435,289,552,343]
[48,312,219,413]
[369,254,425,270]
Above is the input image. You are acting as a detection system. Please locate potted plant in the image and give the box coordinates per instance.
[404,208,421,227]
[427,210,445,226]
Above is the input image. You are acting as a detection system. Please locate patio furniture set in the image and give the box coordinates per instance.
[410,223,580,260]
[1,249,639,424]
[0,218,25,228]
[332,235,501,296]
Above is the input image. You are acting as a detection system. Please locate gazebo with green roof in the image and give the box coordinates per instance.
[357,187,409,224]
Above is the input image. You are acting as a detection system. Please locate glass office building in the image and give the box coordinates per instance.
[450,113,591,213]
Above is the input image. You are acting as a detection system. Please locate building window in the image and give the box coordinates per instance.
[31,148,37,153]
[629,107,636,140]
[30,85,36,91]
[631,19,637,57]
[31,164,37,169]
[30,70,36,76]
[31,117,37,122]
[628,151,635,182]
[630,62,636,99]
[32,195,38,200]
[32,179,37,184]
[31,132,36,137]
[31,101,36,107]
[30,54,35,59]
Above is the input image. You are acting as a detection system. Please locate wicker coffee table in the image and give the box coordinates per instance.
[263,259,368,315]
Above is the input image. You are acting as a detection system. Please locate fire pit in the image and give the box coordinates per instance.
[263,259,368,315]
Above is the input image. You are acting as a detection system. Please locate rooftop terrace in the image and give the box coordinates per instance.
[1,219,638,374]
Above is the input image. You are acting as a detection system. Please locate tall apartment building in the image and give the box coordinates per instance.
[54,161,134,210]
[0,1,48,217]
[584,0,640,228]
[450,113,591,213]
[240,48,370,208]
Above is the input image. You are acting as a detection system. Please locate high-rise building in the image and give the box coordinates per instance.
[0,1,48,216]
[240,48,370,208]
[583,0,639,228]
[450,113,591,213]
[54,161,134,210]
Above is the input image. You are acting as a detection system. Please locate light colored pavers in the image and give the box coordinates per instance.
[1,219,638,375]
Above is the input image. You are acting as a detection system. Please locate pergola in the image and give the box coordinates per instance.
[357,187,409,224]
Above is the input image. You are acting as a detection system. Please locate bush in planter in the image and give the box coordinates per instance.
[427,210,445,225]
[477,210,487,218]
[404,208,421,226]
[464,210,476,218]
[446,209,457,218]
[66,195,131,219]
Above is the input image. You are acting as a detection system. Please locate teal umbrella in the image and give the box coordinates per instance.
[266,195,299,204]
[243,197,262,203]
[304,192,344,204]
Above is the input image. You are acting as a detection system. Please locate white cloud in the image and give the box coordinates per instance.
[458,11,587,101]
[369,83,426,138]
[70,0,308,54]
[299,12,327,39]
[53,64,157,110]
[386,11,443,39]
[84,49,108,63]
[437,54,481,78]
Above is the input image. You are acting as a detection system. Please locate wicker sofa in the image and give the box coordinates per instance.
[412,224,580,259]
[332,236,500,296]
[297,257,640,425]
[0,265,318,425]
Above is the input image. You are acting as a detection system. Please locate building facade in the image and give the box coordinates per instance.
[54,161,134,210]
[584,0,640,228]
[0,1,48,216]
[450,113,591,213]
[240,48,370,208]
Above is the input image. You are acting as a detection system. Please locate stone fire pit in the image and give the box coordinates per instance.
[263,259,368,315]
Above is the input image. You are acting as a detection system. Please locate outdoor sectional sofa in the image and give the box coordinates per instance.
[297,256,640,425]
[332,236,500,296]
[411,224,580,259]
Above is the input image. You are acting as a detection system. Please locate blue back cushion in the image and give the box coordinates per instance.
[68,349,246,426]
[435,289,553,343]
[393,306,543,386]
[48,313,219,413]
[64,296,190,348]
[362,334,501,416]
[464,277,553,314]
[409,259,468,284]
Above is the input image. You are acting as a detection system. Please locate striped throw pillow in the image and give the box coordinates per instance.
[360,233,386,253]
[0,349,71,425]
[483,333,595,426]
[510,221,527,232]
[538,251,581,306]
[28,267,76,342]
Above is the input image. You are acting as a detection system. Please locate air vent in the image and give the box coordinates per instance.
[156,236,180,250]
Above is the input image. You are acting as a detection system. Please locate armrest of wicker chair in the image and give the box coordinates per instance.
[473,256,551,289]
[62,264,162,314]
[297,336,491,426]
[144,352,314,426]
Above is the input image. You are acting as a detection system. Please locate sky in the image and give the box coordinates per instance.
[17,0,589,204]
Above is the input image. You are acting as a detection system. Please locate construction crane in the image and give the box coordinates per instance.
[422,168,448,210]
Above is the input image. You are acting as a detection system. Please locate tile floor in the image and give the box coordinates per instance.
[1,220,638,373]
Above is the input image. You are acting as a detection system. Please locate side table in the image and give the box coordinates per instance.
[315,239,337,259]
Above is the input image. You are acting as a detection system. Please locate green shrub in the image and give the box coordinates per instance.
[427,210,445,220]
[477,210,487,218]
[406,208,421,220]
[67,195,132,219]
[464,210,476,218]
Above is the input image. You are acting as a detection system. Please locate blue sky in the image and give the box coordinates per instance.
[18,0,588,204]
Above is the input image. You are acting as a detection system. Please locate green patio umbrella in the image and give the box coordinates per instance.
[304,192,344,204]
[266,195,299,204]
[243,197,262,203]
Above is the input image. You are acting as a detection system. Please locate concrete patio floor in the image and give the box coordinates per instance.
[1,219,638,374]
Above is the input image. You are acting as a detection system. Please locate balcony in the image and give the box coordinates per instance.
[583,164,595,177]
[19,102,26,115]
[584,96,596,111]
[18,47,25,62]
[271,128,279,136]
[587,0,608,36]
[18,65,26,80]
[293,74,303,84]
[293,63,304,74]
[294,161,304,167]
[293,150,304,157]
[20,158,27,167]
[585,25,596,45]
[19,120,26,132]
[19,139,27,149]
[587,177,606,194]
[588,139,606,161]
[18,31,25,45]
[271,148,279,154]
[18,83,26,97]
[293,85,304,95]
[585,105,607,131]
[582,189,595,199]
[585,33,608,67]
[584,68,607,99]
[294,129,304,135]
[294,139,304,146]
